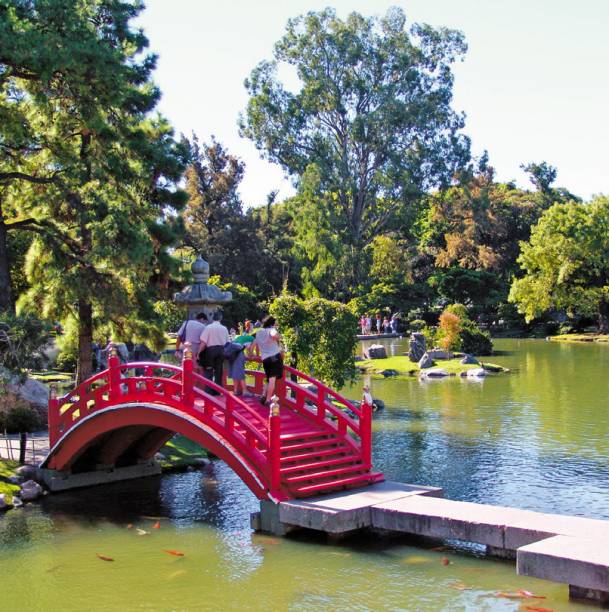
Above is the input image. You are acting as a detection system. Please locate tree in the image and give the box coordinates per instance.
[1,1,188,382]
[240,7,470,293]
[182,136,292,298]
[509,196,609,333]
[269,293,357,388]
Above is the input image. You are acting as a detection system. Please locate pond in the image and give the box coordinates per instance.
[1,338,607,611]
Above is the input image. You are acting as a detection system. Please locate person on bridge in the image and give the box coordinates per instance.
[176,312,208,371]
[253,315,284,406]
[197,311,229,391]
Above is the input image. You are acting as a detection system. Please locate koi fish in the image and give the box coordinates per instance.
[496,591,546,600]
[136,528,148,536]
[448,582,469,591]
[441,557,450,565]
[96,553,114,562]
[127,524,133,529]
[153,521,161,529]
[167,570,187,580]
[518,589,546,599]
[525,607,553,612]
[163,549,184,557]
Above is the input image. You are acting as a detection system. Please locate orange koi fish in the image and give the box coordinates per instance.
[525,607,554,612]
[163,549,185,557]
[96,553,114,562]
[153,521,161,529]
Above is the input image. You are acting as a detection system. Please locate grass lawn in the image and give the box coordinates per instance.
[0,460,20,503]
[159,434,208,470]
[30,370,74,382]
[549,333,609,343]
[358,355,506,378]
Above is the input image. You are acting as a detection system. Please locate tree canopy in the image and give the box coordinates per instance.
[241,7,470,292]
[1,0,188,381]
[509,196,609,332]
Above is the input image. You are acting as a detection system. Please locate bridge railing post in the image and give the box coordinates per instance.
[361,386,373,469]
[108,343,121,400]
[48,383,59,447]
[181,342,194,407]
[269,395,281,493]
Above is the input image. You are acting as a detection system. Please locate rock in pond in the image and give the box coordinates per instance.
[460,354,480,365]
[421,368,449,378]
[367,344,387,359]
[418,352,435,369]
[380,369,399,377]
[466,368,487,378]
[482,363,503,373]
[408,332,426,362]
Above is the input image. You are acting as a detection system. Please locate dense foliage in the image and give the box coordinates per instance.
[509,196,609,333]
[1,0,188,382]
[0,2,604,389]
[241,8,470,296]
[269,293,358,388]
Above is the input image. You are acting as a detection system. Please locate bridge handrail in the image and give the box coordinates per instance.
[243,355,367,448]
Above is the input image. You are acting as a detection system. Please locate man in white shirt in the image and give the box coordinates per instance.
[198,311,229,391]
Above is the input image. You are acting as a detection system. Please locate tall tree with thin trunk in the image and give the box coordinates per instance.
[240,7,470,294]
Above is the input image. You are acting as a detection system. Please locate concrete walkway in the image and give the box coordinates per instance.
[255,481,609,605]
[0,432,49,464]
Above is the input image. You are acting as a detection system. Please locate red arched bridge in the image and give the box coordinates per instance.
[43,350,383,501]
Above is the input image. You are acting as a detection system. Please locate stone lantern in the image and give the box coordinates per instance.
[173,255,232,321]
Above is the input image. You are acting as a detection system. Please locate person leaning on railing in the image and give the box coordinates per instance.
[252,315,284,406]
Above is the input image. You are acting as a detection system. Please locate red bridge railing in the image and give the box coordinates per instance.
[47,347,374,500]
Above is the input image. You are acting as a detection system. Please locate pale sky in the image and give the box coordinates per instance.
[137,0,609,206]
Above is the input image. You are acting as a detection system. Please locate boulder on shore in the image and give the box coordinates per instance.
[0,493,12,510]
[19,480,44,502]
[408,333,426,362]
[367,345,387,359]
[421,368,449,378]
[380,369,399,378]
[460,354,480,365]
[418,352,434,369]
[427,349,452,360]
[15,465,38,482]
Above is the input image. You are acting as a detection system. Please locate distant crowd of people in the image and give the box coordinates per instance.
[359,312,400,335]
[175,312,283,406]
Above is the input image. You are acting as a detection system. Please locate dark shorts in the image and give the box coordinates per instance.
[262,353,284,380]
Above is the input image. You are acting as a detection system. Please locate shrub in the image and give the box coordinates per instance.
[445,303,468,320]
[460,321,493,355]
[437,311,462,351]
[409,319,427,331]
[5,404,41,433]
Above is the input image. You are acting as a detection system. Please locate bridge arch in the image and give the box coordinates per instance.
[42,402,269,500]
[43,351,382,500]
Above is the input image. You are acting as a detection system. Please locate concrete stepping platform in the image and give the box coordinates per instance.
[369,495,609,550]
[278,481,442,534]
[518,535,609,600]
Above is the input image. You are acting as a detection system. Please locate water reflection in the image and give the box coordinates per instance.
[349,337,609,519]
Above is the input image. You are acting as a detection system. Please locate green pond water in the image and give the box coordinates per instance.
[1,338,608,611]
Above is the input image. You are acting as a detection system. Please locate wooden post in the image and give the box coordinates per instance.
[269,394,281,494]
[108,343,121,400]
[181,342,194,406]
[361,387,373,469]
[48,383,59,447]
